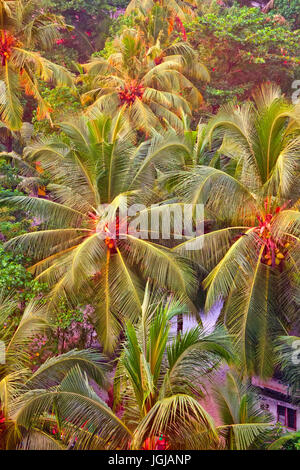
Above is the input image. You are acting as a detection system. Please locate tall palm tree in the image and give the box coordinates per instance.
[0,291,108,449]
[11,288,234,450]
[1,112,196,353]
[164,84,300,378]
[80,27,209,133]
[0,0,73,130]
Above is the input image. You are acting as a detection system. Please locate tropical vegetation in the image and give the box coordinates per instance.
[0,0,299,451]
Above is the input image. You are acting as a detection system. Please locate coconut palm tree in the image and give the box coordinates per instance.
[126,0,197,22]
[11,288,235,450]
[126,4,189,46]
[0,291,108,449]
[275,334,300,403]
[0,0,73,130]
[213,371,274,450]
[163,84,300,378]
[80,27,209,133]
[1,112,196,353]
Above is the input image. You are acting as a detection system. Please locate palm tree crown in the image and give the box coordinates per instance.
[158,84,300,377]
[2,112,196,353]
[12,289,235,450]
[80,27,209,133]
[0,0,73,130]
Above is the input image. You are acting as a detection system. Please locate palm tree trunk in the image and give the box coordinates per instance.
[177,314,183,335]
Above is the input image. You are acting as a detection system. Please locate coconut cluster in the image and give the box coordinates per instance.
[119,81,144,106]
[0,31,17,66]
[256,208,291,268]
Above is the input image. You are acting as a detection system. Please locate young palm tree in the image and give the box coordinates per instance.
[80,27,209,133]
[1,112,196,353]
[275,335,300,403]
[11,288,234,450]
[0,291,108,449]
[213,371,274,450]
[0,0,73,130]
[165,84,300,378]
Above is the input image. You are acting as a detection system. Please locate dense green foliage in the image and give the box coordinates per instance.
[274,0,300,28]
[186,4,300,109]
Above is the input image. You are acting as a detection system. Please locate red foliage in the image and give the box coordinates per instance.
[174,16,187,41]
[0,409,6,436]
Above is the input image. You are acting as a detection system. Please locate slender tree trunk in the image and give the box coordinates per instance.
[177,314,183,335]
[6,133,13,152]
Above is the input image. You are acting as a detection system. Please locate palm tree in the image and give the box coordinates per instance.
[1,112,196,353]
[80,27,209,133]
[213,371,274,449]
[165,84,300,378]
[0,291,108,449]
[275,334,300,403]
[11,288,234,450]
[0,0,73,130]
[126,0,197,22]
[126,4,189,45]
[0,145,47,194]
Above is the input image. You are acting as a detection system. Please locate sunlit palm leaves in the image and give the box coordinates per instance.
[168,85,300,378]
[213,371,274,450]
[113,286,234,449]
[174,189,299,380]
[126,0,197,22]
[12,289,235,449]
[0,290,107,450]
[275,334,300,403]
[0,0,73,130]
[80,28,209,133]
[1,113,197,353]
[206,83,300,201]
